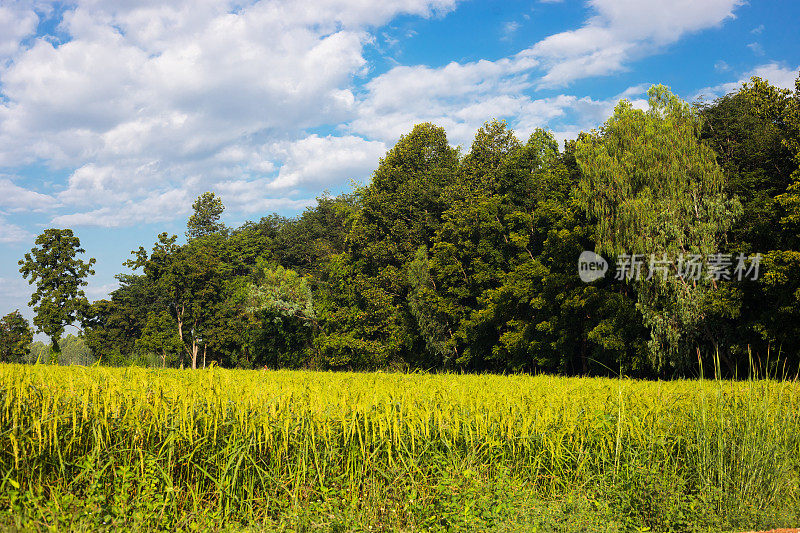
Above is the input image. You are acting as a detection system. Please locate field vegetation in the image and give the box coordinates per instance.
[1,363,798,531]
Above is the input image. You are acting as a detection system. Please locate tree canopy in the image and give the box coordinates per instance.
[18,229,96,363]
[10,73,800,378]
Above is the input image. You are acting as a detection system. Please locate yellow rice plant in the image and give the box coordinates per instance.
[0,363,798,528]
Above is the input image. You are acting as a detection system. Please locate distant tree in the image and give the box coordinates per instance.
[187,192,226,239]
[0,311,33,363]
[58,334,94,366]
[245,261,319,368]
[135,311,183,367]
[18,229,96,364]
[127,232,226,369]
[317,123,459,369]
[575,86,741,372]
[27,341,50,365]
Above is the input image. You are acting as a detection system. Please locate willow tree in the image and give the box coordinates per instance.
[575,85,740,372]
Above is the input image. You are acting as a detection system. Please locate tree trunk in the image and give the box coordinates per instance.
[177,305,193,364]
[50,337,61,365]
[202,345,206,369]
[176,305,184,342]
[581,336,588,375]
[192,341,198,370]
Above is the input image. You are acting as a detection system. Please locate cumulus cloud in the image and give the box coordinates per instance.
[694,62,799,101]
[0,216,31,243]
[51,188,192,227]
[0,0,459,227]
[0,5,38,60]
[349,58,538,146]
[84,281,119,301]
[267,135,387,190]
[348,55,652,148]
[0,176,58,211]
[522,0,744,87]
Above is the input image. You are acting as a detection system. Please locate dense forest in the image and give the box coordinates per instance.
[3,77,799,378]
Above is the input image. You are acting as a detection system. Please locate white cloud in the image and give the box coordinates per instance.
[210,181,316,214]
[694,62,799,101]
[524,0,743,87]
[349,58,539,146]
[51,188,192,227]
[0,0,459,227]
[348,56,653,149]
[0,216,31,243]
[0,5,38,60]
[0,176,58,211]
[84,281,118,301]
[267,135,386,190]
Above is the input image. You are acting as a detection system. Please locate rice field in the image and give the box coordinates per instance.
[1,364,799,531]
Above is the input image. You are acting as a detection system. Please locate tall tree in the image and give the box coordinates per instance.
[697,74,800,372]
[127,233,226,369]
[420,121,544,370]
[575,86,740,373]
[0,311,33,364]
[18,229,96,363]
[187,192,226,239]
[318,123,459,368]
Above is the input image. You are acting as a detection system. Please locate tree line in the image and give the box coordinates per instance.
[3,78,799,378]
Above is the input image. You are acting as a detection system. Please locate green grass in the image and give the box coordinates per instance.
[1,364,798,531]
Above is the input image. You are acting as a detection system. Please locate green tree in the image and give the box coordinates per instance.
[244,261,319,368]
[187,192,226,239]
[127,233,226,369]
[741,75,800,241]
[696,73,800,372]
[0,311,33,363]
[420,121,549,370]
[135,311,183,367]
[317,123,459,369]
[18,229,96,364]
[83,274,159,364]
[274,192,358,276]
[420,126,647,374]
[697,74,800,372]
[575,86,740,372]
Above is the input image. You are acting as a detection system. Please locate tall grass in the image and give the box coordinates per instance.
[0,364,798,530]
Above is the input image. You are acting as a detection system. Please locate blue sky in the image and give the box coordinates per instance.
[0,0,798,337]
